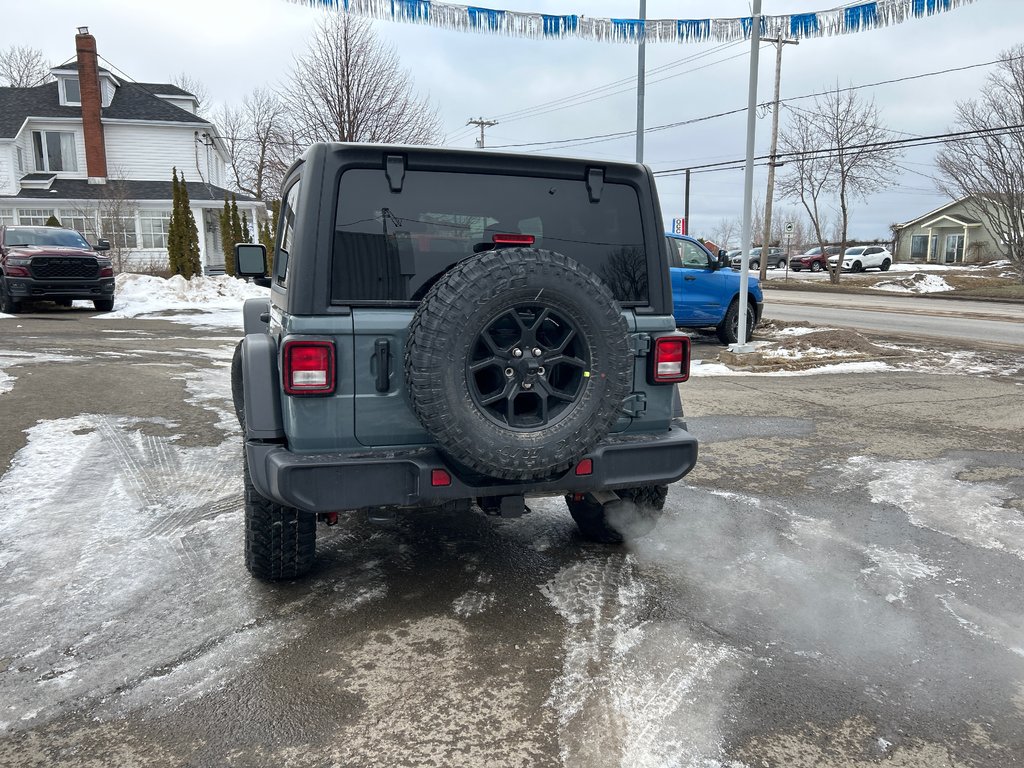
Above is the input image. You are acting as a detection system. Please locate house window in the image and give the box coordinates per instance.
[16,208,56,226]
[32,130,78,173]
[100,214,138,249]
[60,209,99,240]
[62,77,81,104]
[139,210,171,249]
[910,235,929,260]
[0,209,14,226]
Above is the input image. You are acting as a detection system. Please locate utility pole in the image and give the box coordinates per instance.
[635,0,647,163]
[758,37,799,282]
[467,117,498,148]
[735,0,762,351]
[684,168,691,235]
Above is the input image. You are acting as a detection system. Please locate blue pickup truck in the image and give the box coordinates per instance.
[666,234,763,344]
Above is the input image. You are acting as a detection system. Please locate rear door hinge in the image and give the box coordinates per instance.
[629,333,651,356]
[621,392,647,417]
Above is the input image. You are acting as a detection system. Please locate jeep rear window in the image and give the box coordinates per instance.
[332,169,649,304]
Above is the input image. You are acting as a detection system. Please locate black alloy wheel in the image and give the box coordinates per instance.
[467,304,589,430]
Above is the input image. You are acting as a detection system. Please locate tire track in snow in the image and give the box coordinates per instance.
[542,555,740,767]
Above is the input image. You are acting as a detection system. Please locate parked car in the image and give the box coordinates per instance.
[827,245,893,272]
[789,245,840,272]
[729,246,786,271]
[0,225,114,313]
[666,234,763,344]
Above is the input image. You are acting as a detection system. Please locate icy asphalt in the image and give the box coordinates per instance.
[1,307,1023,767]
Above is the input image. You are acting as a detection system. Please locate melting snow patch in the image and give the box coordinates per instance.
[542,555,739,766]
[0,351,82,395]
[691,360,892,377]
[837,456,1024,559]
[873,273,954,293]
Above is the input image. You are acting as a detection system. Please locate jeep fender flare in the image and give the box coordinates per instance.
[232,333,284,441]
[242,297,271,335]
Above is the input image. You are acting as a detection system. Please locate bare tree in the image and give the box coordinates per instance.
[937,45,1024,278]
[778,107,836,273]
[170,71,208,116]
[283,14,442,146]
[0,45,51,87]
[217,88,297,200]
[710,217,737,251]
[95,171,139,273]
[778,91,901,283]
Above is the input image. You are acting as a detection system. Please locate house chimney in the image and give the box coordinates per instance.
[75,27,108,183]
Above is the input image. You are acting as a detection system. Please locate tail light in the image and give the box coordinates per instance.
[283,340,335,396]
[492,234,535,246]
[651,335,690,383]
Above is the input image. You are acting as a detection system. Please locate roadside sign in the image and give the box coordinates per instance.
[671,217,686,235]
[784,221,795,234]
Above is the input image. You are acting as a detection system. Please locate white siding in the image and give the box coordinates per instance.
[104,123,221,183]
[162,96,196,114]
[0,143,15,195]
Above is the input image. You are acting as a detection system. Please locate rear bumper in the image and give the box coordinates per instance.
[246,420,699,513]
[7,276,115,301]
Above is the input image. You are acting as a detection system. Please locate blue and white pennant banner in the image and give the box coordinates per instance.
[286,0,978,43]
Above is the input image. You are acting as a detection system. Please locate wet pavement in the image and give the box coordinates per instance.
[1,308,1023,767]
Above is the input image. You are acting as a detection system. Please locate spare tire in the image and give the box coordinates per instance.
[405,248,632,481]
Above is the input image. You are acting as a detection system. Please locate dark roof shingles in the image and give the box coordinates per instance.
[0,80,207,138]
[1,178,254,203]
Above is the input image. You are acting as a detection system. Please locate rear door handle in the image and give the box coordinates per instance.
[684,276,697,281]
[373,339,391,392]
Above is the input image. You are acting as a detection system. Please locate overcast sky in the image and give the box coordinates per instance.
[5,0,1021,244]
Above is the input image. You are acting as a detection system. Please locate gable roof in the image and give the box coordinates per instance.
[0,80,209,139]
[894,196,979,230]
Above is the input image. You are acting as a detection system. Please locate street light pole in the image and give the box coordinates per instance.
[635,0,647,163]
[734,0,762,351]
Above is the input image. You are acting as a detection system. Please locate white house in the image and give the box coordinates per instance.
[0,27,263,272]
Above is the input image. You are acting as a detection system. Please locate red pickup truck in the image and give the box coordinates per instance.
[0,225,115,313]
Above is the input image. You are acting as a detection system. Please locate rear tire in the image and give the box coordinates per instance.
[716,297,756,345]
[93,299,114,312]
[243,449,316,581]
[880,259,891,271]
[566,485,668,543]
[775,258,786,269]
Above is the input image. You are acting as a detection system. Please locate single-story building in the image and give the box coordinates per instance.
[893,196,1001,264]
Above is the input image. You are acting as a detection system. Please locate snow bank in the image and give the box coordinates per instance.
[872,273,953,294]
[96,273,270,329]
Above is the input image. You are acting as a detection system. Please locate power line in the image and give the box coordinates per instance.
[653,123,1024,177]
[488,53,1024,153]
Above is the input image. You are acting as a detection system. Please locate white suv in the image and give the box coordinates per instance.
[827,245,892,272]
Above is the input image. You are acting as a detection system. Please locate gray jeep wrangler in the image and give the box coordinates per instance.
[232,143,698,581]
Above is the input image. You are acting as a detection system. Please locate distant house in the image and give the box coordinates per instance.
[0,28,263,272]
[893,196,1001,264]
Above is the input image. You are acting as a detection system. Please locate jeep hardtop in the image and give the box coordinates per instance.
[232,143,698,580]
